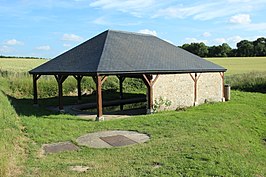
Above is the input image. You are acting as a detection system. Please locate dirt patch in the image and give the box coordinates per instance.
[69,165,90,173]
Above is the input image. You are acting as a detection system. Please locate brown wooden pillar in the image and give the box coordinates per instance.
[74,75,83,102]
[117,75,125,111]
[142,74,159,114]
[33,74,41,105]
[54,75,68,112]
[93,75,108,121]
[189,73,201,106]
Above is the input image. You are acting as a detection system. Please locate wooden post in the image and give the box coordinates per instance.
[118,76,125,111]
[93,75,107,121]
[96,75,103,121]
[74,75,83,102]
[189,73,201,106]
[55,75,68,112]
[33,74,41,105]
[142,74,159,114]
[220,72,225,101]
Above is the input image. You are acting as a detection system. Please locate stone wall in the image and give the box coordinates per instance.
[152,72,224,111]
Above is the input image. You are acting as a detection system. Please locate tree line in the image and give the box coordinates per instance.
[0,55,45,59]
[180,37,266,57]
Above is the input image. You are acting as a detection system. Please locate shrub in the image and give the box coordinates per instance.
[225,72,266,93]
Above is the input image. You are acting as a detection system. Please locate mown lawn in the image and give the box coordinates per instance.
[0,57,266,176]
[11,91,266,176]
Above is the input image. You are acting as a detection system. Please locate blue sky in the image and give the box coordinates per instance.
[1,0,266,58]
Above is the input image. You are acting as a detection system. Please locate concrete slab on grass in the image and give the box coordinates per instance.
[76,130,150,148]
[42,141,79,154]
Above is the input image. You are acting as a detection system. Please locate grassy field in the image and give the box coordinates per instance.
[0,57,266,176]
[1,57,266,75]
[0,58,46,72]
[207,57,266,75]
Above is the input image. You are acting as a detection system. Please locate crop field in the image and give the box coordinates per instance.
[0,58,46,72]
[207,57,266,75]
[0,57,266,176]
[1,57,266,75]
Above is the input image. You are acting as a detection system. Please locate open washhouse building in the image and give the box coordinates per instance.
[29,30,227,121]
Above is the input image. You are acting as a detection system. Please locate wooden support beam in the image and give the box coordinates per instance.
[96,75,103,121]
[33,74,41,105]
[189,73,201,106]
[142,74,159,114]
[219,72,225,101]
[117,75,125,111]
[54,75,68,112]
[74,75,83,102]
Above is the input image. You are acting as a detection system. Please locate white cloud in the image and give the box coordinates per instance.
[62,33,83,42]
[202,32,211,37]
[153,0,266,20]
[0,45,12,53]
[90,0,155,16]
[214,38,226,44]
[185,37,208,44]
[63,43,71,47]
[93,17,110,25]
[227,36,243,44]
[243,22,266,31]
[138,29,157,36]
[36,45,51,51]
[229,14,251,24]
[5,39,23,45]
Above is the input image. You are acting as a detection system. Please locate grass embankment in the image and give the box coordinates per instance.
[0,57,266,176]
[15,91,266,176]
[0,78,26,176]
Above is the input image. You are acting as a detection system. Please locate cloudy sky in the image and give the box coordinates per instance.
[1,0,266,58]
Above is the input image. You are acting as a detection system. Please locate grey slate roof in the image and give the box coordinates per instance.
[29,30,226,75]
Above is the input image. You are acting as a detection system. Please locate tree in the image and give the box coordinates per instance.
[253,37,266,56]
[208,43,231,57]
[236,40,254,57]
[181,42,208,57]
[220,43,232,57]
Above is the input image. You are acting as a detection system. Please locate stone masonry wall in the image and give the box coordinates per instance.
[197,72,223,104]
[152,72,224,111]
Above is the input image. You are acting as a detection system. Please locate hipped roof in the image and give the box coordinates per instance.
[29,30,226,75]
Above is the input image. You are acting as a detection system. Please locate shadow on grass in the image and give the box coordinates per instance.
[5,90,146,119]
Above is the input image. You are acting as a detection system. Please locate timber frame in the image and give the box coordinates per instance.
[32,73,160,121]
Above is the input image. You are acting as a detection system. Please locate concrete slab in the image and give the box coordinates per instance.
[47,105,146,121]
[100,135,137,147]
[76,130,150,148]
[42,141,79,155]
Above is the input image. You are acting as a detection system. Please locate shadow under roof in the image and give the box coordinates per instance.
[29,30,226,75]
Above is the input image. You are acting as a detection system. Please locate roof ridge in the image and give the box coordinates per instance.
[107,29,154,37]
[96,30,109,73]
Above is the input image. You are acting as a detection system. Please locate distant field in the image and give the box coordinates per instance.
[207,57,266,75]
[0,57,266,75]
[0,58,46,72]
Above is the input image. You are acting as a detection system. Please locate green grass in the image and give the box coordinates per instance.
[10,90,266,176]
[207,57,266,75]
[0,78,26,177]
[0,57,266,176]
[0,58,46,73]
